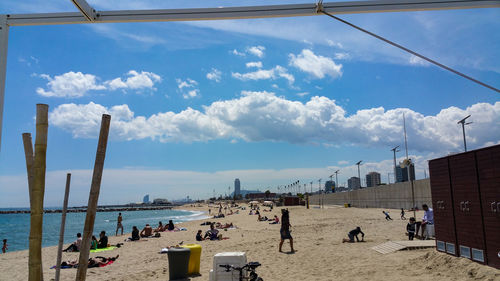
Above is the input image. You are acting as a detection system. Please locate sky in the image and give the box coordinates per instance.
[0,1,498,207]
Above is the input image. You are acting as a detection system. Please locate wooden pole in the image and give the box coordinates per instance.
[76,114,111,281]
[28,104,49,281]
[22,133,34,205]
[55,173,71,281]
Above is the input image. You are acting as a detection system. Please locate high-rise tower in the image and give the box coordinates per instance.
[234,178,241,196]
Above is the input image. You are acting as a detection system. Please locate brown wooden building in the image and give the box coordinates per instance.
[429,144,500,269]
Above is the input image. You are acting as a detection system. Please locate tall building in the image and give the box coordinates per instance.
[143,194,150,204]
[325,180,335,193]
[234,178,241,196]
[348,177,361,190]
[366,172,381,187]
[396,163,416,182]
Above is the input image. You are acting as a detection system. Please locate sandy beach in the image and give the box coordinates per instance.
[0,204,498,281]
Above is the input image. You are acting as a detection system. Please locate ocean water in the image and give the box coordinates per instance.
[0,208,207,252]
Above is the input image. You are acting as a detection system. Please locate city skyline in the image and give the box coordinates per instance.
[0,1,498,207]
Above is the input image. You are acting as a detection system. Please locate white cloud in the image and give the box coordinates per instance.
[36,72,106,98]
[246,61,263,68]
[206,68,222,82]
[338,160,349,165]
[289,49,343,79]
[18,56,39,67]
[327,39,343,49]
[106,70,161,91]
[296,92,309,97]
[232,66,294,84]
[246,46,265,58]
[184,89,199,99]
[176,78,200,99]
[232,49,245,56]
[409,55,430,66]
[334,53,350,60]
[176,78,197,89]
[49,92,500,154]
[36,70,162,98]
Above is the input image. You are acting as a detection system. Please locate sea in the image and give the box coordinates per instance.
[0,208,208,252]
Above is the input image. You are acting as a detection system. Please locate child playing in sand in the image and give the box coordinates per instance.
[2,239,7,253]
[342,227,365,243]
[382,211,393,220]
[407,217,416,240]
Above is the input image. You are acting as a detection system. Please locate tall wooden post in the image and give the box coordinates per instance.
[55,173,71,281]
[22,133,34,207]
[76,114,111,281]
[28,104,49,281]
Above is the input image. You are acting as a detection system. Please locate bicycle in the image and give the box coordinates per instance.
[219,261,263,281]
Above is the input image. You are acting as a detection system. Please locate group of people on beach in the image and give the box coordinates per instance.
[58,255,120,269]
[406,204,434,240]
[63,230,109,252]
[381,204,434,240]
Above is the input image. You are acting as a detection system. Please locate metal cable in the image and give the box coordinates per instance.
[318,8,499,93]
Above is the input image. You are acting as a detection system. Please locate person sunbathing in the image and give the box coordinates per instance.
[196,230,204,241]
[154,221,164,232]
[97,231,108,249]
[269,215,280,224]
[215,222,234,229]
[204,224,222,240]
[166,220,178,231]
[126,226,140,241]
[59,255,119,268]
[63,233,82,252]
[140,224,153,237]
[88,255,120,268]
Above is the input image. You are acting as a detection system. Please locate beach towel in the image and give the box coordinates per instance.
[90,246,116,253]
[50,265,75,269]
[99,260,114,267]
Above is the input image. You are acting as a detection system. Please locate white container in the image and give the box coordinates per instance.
[211,252,247,281]
[425,224,435,239]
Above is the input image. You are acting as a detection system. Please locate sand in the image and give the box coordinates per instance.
[0,204,498,281]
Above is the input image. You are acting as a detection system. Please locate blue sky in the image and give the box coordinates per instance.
[0,1,499,207]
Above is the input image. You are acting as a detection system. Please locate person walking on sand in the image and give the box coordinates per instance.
[2,239,7,253]
[116,212,124,236]
[400,208,406,220]
[279,209,295,253]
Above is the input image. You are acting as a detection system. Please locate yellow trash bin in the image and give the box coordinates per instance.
[181,244,202,275]
[344,203,349,208]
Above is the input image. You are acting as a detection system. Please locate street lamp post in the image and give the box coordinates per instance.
[391,145,400,182]
[356,160,362,188]
[457,115,472,152]
[318,179,322,207]
[334,170,339,191]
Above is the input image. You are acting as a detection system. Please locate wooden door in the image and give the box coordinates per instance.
[449,152,486,263]
[476,145,500,269]
[429,157,457,255]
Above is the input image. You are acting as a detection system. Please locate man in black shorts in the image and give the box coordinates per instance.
[279,209,295,253]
